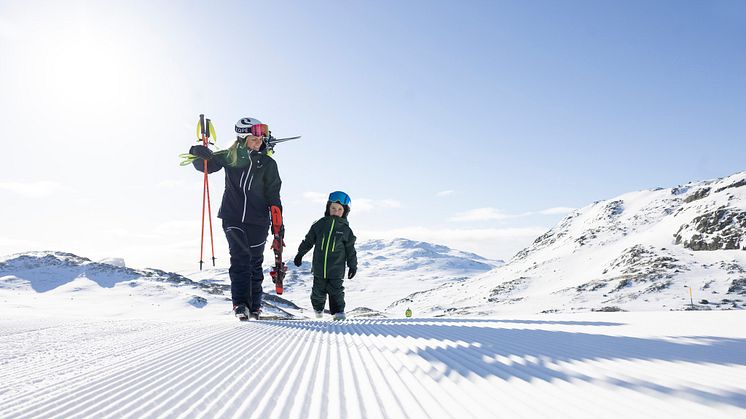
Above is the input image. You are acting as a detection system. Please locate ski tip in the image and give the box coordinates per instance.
[275,286,284,295]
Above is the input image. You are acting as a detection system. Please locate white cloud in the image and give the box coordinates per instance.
[302,192,328,204]
[538,207,576,215]
[354,198,401,212]
[303,192,400,212]
[0,181,75,198]
[449,208,518,222]
[104,228,161,240]
[435,190,454,197]
[450,206,576,222]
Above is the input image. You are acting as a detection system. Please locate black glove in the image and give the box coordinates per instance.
[293,254,303,267]
[189,145,213,160]
[348,267,356,279]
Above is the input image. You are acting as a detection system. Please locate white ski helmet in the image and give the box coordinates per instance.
[235,117,263,136]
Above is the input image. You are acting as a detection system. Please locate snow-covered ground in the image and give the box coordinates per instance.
[3,173,746,418]
[1,309,744,418]
[402,171,746,316]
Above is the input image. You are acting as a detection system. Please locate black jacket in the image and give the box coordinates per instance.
[297,216,357,279]
[192,148,282,227]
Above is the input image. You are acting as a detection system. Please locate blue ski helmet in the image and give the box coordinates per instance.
[328,191,351,206]
[326,191,351,218]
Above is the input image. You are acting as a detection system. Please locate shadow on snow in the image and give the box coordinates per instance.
[263,318,746,410]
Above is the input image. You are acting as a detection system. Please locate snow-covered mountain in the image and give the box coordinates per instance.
[0,251,301,319]
[400,171,746,316]
[185,238,502,317]
[1,239,500,319]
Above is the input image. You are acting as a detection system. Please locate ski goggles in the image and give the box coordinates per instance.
[236,123,269,138]
[328,191,351,206]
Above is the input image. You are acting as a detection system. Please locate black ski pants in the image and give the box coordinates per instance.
[222,219,269,312]
[310,276,345,314]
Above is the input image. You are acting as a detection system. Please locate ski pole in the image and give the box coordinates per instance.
[198,114,217,269]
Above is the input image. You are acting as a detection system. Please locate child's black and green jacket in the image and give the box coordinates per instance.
[297,215,357,279]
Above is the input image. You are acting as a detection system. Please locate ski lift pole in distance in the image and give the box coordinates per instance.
[197,114,217,270]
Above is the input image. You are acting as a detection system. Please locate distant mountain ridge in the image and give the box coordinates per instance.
[188,237,503,316]
[1,238,501,318]
[398,171,746,316]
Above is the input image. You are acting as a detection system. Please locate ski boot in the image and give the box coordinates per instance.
[249,311,261,320]
[333,312,346,321]
[233,304,249,321]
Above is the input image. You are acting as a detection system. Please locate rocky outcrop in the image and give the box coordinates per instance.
[674,207,746,251]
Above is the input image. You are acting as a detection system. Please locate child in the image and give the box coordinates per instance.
[293,191,357,320]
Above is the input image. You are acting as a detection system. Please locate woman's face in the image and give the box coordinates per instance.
[244,135,263,151]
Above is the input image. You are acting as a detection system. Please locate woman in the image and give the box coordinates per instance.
[190,117,283,320]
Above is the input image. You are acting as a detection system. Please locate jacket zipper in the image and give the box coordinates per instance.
[323,218,336,278]
[241,158,253,222]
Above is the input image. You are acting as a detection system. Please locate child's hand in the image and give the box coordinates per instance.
[293,254,303,267]
[348,267,356,279]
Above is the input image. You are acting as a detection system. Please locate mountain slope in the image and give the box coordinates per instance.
[1,238,499,319]
[400,171,746,316]
[0,251,301,319]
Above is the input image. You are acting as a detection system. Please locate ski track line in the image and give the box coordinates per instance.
[355,323,421,419]
[171,324,280,418]
[364,321,483,419]
[545,339,732,417]
[415,323,540,418]
[498,331,662,417]
[162,323,293,419]
[9,325,241,419]
[322,324,390,418]
[261,322,323,419]
[340,323,386,419]
[236,322,322,419]
[360,323,434,419]
[3,322,240,419]
[380,335,471,418]
[67,324,251,419]
[107,324,278,418]
[0,320,217,390]
[535,338,737,418]
[0,321,226,415]
[287,323,327,419]
[396,321,516,416]
[208,322,313,418]
[3,318,746,418]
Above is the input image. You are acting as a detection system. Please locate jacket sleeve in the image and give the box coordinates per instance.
[263,158,282,209]
[346,228,357,270]
[189,145,223,173]
[297,223,317,257]
[191,157,223,174]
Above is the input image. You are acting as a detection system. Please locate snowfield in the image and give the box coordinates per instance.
[1,310,745,418]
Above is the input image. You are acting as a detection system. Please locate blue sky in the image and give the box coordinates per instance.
[1,1,745,271]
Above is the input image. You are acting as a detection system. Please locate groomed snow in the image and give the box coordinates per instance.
[1,309,744,418]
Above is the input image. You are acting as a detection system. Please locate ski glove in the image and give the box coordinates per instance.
[293,254,303,267]
[348,267,356,279]
[189,145,213,160]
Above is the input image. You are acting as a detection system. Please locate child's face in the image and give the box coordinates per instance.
[329,202,344,217]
